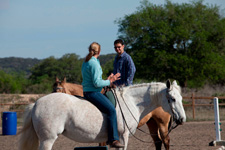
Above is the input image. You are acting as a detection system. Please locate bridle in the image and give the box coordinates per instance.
[166,88,180,133]
[52,82,66,93]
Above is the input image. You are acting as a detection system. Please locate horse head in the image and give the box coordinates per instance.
[52,77,66,93]
[165,79,186,125]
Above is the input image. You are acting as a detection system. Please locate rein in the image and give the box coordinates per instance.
[112,87,179,144]
[112,88,153,143]
[168,117,179,134]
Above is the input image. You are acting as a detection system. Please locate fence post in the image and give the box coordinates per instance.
[214,97,221,141]
[209,97,225,146]
[192,93,195,119]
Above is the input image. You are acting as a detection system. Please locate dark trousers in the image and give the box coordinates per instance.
[83,92,119,142]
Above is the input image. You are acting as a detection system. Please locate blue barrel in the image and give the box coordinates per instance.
[2,112,17,135]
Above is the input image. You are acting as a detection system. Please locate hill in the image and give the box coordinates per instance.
[0,54,116,75]
[0,57,41,74]
[99,53,116,66]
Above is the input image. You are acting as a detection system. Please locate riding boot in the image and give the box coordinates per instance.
[109,140,125,148]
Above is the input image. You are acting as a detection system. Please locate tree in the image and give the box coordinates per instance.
[29,54,83,83]
[100,54,116,79]
[28,54,83,93]
[0,70,28,93]
[57,53,83,83]
[115,0,225,87]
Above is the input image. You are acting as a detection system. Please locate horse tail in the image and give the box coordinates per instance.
[19,103,39,150]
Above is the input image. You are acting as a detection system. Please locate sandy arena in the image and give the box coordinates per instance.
[1,121,225,150]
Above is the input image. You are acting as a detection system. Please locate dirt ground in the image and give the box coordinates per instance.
[1,121,225,150]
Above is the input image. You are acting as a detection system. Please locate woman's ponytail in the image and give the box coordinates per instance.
[85,42,101,62]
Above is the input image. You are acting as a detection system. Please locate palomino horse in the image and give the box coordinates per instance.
[53,78,177,150]
[138,107,172,150]
[52,77,83,96]
[19,80,186,150]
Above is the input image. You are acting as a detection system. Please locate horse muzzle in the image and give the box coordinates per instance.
[175,118,185,125]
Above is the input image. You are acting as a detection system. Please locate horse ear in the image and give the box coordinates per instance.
[166,79,172,90]
[172,80,181,93]
[63,77,67,83]
[172,80,178,86]
[56,76,59,82]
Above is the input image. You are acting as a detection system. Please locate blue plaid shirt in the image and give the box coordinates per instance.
[113,52,136,86]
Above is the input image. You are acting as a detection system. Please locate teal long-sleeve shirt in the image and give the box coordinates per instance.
[81,56,110,92]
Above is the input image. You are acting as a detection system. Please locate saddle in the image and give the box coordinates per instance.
[73,95,86,100]
[105,90,116,107]
[73,88,116,108]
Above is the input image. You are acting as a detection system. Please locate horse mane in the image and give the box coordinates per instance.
[117,81,181,95]
[115,82,166,95]
[128,82,166,90]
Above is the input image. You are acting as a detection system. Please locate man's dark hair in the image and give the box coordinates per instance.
[114,39,124,45]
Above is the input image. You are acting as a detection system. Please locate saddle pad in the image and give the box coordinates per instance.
[105,91,116,107]
[73,92,116,108]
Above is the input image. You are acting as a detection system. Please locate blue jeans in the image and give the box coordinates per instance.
[83,92,119,142]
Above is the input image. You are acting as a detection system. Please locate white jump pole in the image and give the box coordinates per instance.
[209,97,225,146]
[214,97,221,141]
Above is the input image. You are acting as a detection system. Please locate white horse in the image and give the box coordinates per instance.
[19,80,186,150]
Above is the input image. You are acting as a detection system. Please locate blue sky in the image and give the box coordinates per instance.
[0,0,225,59]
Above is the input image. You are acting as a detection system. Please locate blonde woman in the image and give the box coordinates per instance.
[81,42,124,148]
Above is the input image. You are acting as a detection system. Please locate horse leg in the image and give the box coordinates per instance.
[146,118,162,150]
[116,132,129,150]
[158,123,170,150]
[39,137,58,150]
[33,121,59,150]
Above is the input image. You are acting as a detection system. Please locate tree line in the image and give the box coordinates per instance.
[0,0,225,93]
[0,54,115,94]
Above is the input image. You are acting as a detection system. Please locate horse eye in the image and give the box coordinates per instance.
[171,98,176,102]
